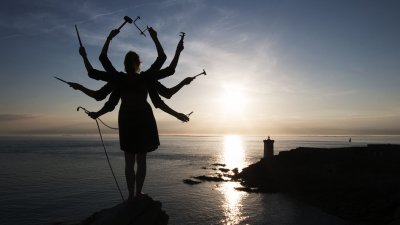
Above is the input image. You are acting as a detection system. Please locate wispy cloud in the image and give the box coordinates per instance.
[0,114,37,122]
[0,1,152,42]
[0,34,21,41]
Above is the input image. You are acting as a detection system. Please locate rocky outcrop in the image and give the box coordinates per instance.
[234,144,400,224]
[183,164,240,185]
[76,196,168,225]
[183,179,202,185]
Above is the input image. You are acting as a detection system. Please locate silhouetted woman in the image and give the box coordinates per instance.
[81,27,189,202]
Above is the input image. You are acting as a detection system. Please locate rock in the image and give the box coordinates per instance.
[235,144,400,225]
[234,187,260,193]
[183,179,202,185]
[219,168,230,173]
[388,218,400,225]
[77,196,168,225]
[211,163,226,167]
[232,168,239,175]
[201,166,207,169]
[193,175,226,182]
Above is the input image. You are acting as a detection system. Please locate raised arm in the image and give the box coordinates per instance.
[88,89,121,119]
[69,82,113,101]
[99,29,119,73]
[79,46,113,81]
[146,27,167,73]
[79,47,93,74]
[156,37,184,80]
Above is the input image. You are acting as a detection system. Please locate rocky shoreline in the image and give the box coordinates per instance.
[74,195,168,225]
[234,144,400,225]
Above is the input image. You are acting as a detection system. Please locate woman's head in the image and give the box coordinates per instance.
[124,51,141,74]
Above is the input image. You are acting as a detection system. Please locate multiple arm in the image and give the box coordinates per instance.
[88,81,189,122]
[156,38,184,80]
[78,46,114,81]
[154,101,190,122]
[169,39,184,73]
[99,30,119,73]
[146,27,167,73]
[78,27,189,122]
[69,74,194,101]
[88,89,120,119]
[74,29,123,119]
[69,82,113,101]
[145,28,188,122]
[147,78,189,122]
[156,77,194,99]
[68,46,115,101]
[154,35,196,99]
[79,47,93,74]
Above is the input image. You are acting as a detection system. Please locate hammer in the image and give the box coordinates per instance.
[54,76,72,86]
[75,24,83,47]
[77,106,90,115]
[116,16,133,31]
[186,111,194,117]
[133,16,148,37]
[192,69,207,78]
[179,32,185,42]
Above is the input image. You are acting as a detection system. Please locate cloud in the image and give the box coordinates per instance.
[0,114,38,122]
[0,1,150,42]
[0,34,21,41]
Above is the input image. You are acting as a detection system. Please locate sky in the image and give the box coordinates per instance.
[0,0,400,136]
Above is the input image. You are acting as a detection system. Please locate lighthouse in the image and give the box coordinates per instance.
[263,136,274,161]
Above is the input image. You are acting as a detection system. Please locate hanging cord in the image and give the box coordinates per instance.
[77,106,124,201]
[97,117,118,130]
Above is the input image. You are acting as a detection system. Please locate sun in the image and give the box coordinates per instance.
[220,88,246,114]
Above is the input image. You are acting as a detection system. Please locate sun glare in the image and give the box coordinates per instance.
[223,135,245,170]
[221,88,247,114]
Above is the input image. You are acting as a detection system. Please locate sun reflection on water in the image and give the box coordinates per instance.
[222,135,245,171]
[219,135,248,225]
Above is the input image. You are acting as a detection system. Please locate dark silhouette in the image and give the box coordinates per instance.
[234,144,400,224]
[116,16,133,31]
[75,24,83,48]
[74,26,191,203]
[69,28,195,101]
[192,68,207,78]
[54,76,70,85]
[133,16,149,37]
[79,195,169,225]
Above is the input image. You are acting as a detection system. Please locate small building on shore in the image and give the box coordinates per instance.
[263,136,274,160]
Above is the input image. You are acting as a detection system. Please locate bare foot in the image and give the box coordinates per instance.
[135,192,148,199]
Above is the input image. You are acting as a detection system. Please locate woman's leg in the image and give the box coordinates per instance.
[135,153,147,197]
[124,151,136,201]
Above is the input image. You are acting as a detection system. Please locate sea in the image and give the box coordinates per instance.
[1,134,400,225]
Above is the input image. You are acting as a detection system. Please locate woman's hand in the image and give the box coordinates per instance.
[108,29,120,40]
[88,112,99,120]
[177,40,184,52]
[175,113,190,122]
[182,77,194,85]
[79,47,87,57]
[148,27,157,39]
[68,82,82,90]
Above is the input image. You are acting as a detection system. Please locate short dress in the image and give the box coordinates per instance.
[117,73,160,152]
[91,54,168,153]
